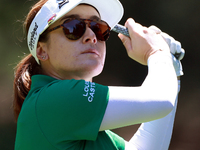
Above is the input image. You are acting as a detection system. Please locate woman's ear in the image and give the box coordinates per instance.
[36,42,49,61]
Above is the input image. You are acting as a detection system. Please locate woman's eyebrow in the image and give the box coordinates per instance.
[60,14,101,22]
[90,15,101,20]
[60,14,80,22]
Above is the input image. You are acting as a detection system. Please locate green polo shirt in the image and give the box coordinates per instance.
[15,75,125,150]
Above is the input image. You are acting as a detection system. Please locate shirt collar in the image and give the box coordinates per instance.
[30,75,58,90]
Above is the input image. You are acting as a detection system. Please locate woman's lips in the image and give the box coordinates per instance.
[81,49,100,56]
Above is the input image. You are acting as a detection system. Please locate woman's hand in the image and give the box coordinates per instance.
[118,18,170,65]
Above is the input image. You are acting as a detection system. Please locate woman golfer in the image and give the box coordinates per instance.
[13,0,183,149]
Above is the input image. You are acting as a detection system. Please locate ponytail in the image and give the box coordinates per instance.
[13,0,48,121]
[13,54,41,121]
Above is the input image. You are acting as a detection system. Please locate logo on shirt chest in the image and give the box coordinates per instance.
[83,81,96,102]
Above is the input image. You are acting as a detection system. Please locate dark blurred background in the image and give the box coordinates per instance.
[0,0,200,149]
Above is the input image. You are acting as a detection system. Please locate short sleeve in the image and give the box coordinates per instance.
[35,79,109,148]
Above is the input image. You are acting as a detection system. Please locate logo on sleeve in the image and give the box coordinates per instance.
[57,0,69,9]
[83,81,96,102]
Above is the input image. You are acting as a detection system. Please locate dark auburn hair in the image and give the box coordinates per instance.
[13,0,48,121]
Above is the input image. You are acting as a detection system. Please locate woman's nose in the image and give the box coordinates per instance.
[82,26,97,44]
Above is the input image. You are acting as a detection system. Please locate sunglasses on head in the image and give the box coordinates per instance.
[45,18,111,41]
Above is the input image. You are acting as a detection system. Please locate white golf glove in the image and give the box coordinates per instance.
[149,25,184,76]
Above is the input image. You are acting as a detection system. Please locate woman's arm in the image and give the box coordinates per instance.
[99,19,184,131]
[100,52,178,131]
[125,80,180,150]
[124,51,183,150]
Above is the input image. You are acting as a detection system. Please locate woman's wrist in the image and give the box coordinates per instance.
[147,50,172,66]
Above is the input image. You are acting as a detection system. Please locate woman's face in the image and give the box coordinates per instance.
[38,5,106,81]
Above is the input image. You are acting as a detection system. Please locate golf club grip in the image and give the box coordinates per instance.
[112,24,130,37]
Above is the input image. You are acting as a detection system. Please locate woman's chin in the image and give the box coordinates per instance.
[82,65,104,80]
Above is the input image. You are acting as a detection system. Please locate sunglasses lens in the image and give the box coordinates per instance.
[63,19,86,40]
[62,19,110,41]
[90,21,110,41]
